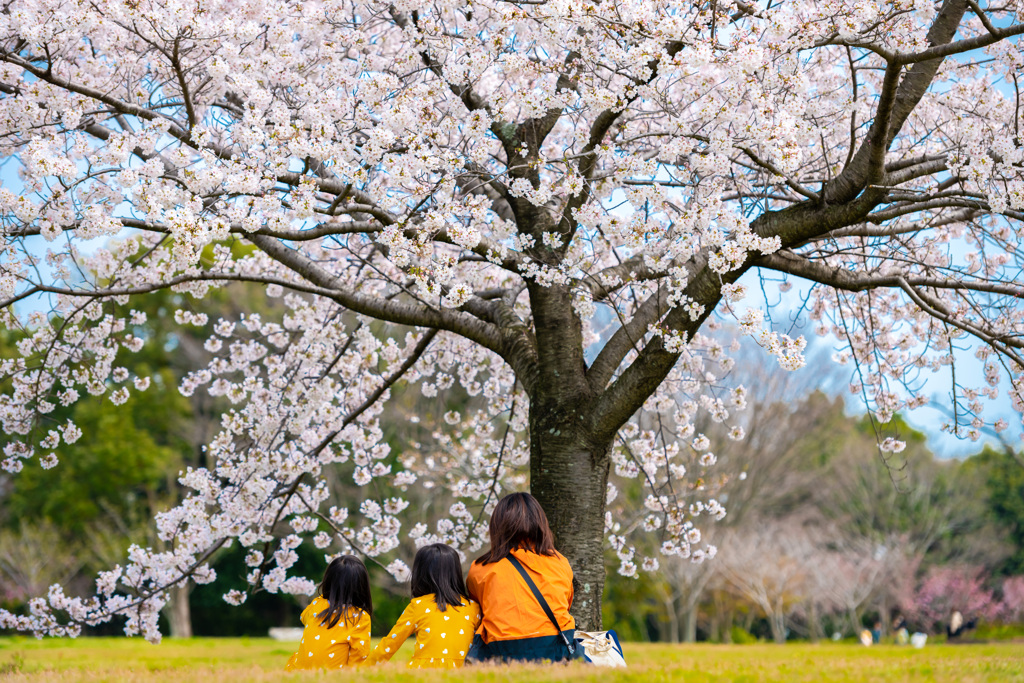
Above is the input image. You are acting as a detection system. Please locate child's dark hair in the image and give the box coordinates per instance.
[410,543,471,612]
[318,554,372,629]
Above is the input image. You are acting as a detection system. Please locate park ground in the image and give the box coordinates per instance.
[1,637,1023,682]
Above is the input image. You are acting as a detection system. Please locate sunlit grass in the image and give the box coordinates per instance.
[1,637,1023,682]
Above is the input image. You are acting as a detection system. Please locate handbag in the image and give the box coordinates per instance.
[575,629,626,667]
[506,555,626,667]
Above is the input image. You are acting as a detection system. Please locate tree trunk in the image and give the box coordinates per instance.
[664,596,680,643]
[722,602,734,644]
[742,608,755,632]
[808,601,823,643]
[848,607,862,637]
[529,402,611,631]
[769,611,786,644]
[879,594,889,638]
[683,605,698,643]
[166,583,192,638]
[709,602,720,643]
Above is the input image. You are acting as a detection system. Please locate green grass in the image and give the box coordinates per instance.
[1,636,1022,682]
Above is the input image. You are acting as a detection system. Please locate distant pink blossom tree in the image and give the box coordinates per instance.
[998,576,1024,625]
[901,566,998,632]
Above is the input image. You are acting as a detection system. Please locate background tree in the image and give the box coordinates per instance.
[0,521,83,608]
[600,349,1024,642]
[968,446,1024,575]
[718,521,815,644]
[900,566,1000,633]
[2,0,1024,637]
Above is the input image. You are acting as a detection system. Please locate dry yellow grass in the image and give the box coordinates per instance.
[1,636,1023,682]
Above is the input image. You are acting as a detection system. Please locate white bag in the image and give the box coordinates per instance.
[576,630,626,668]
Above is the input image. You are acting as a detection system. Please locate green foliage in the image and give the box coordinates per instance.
[815,413,998,565]
[788,392,851,469]
[729,626,757,644]
[188,543,411,638]
[370,583,414,639]
[965,446,1024,575]
[602,558,662,642]
[189,544,312,637]
[3,377,186,536]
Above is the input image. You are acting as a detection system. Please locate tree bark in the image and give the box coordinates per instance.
[848,607,861,637]
[809,601,823,643]
[664,596,680,643]
[769,611,786,644]
[709,603,720,644]
[529,401,611,631]
[683,605,698,643]
[879,594,889,638]
[166,583,192,638]
[741,608,754,631]
[722,601,734,643]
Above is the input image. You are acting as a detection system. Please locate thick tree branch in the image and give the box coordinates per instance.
[758,250,1024,299]
[586,282,670,394]
[245,234,520,370]
[826,0,969,204]
[756,252,1024,365]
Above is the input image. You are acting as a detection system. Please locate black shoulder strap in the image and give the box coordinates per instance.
[506,555,575,655]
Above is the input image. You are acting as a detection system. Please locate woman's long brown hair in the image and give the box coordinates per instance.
[475,492,557,564]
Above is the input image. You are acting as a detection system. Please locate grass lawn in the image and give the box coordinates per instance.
[1,636,1022,682]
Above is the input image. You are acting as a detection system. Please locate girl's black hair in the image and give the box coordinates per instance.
[317,554,373,629]
[410,543,471,612]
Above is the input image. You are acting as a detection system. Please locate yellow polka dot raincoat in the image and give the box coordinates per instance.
[284,596,371,670]
[366,594,481,668]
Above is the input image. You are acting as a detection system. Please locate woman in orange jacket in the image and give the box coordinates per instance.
[465,492,579,663]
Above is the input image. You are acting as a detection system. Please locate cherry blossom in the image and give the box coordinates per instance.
[0,0,1023,637]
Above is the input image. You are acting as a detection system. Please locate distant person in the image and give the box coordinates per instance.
[366,543,481,668]
[285,555,372,670]
[465,492,578,662]
[892,614,909,645]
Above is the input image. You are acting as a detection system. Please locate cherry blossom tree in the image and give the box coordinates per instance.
[2,0,1024,638]
[900,565,1000,631]
[657,533,720,642]
[998,575,1024,624]
[807,531,917,637]
[718,522,815,643]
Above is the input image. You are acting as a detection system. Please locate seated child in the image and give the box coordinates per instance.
[285,555,372,670]
[366,543,481,668]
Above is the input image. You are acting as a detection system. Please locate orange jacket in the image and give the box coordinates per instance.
[466,548,575,643]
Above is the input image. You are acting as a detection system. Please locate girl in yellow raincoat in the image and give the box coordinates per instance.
[285,555,372,670]
[366,543,481,668]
